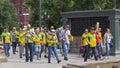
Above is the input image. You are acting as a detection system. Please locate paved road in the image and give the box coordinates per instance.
[0,49,83,68]
[1,48,120,68]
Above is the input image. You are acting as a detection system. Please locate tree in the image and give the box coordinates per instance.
[23,0,120,28]
[23,0,75,28]
[0,0,18,34]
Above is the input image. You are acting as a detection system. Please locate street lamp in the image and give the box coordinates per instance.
[42,12,50,27]
[113,0,116,9]
[39,0,42,29]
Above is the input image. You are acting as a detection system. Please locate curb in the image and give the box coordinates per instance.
[0,50,8,63]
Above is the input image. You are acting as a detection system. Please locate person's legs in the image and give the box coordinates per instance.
[36,45,41,60]
[34,45,37,58]
[63,43,68,60]
[44,44,48,58]
[40,45,44,58]
[12,42,15,54]
[82,46,86,58]
[58,42,63,55]
[19,46,23,58]
[67,43,70,53]
[12,42,17,54]
[32,43,35,56]
[29,43,33,62]
[92,47,98,61]
[4,44,7,56]
[48,46,52,63]
[84,45,90,62]
[96,44,102,59]
[100,43,103,56]
[106,43,110,57]
[52,47,61,63]
[25,43,29,62]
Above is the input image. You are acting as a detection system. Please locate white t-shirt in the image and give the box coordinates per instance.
[65,30,71,44]
[104,33,113,43]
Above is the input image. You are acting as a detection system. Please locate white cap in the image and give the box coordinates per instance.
[51,29,55,32]
[85,29,88,32]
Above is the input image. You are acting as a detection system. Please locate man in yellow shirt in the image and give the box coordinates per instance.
[11,27,19,54]
[84,27,98,62]
[39,28,47,58]
[24,24,34,62]
[33,28,43,60]
[2,28,12,57]
[81,29,89,59]
[18,28,25,58]
[47,29,61,63]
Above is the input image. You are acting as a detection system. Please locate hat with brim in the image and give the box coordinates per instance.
[13,27,16,30]
[50,26,54,29]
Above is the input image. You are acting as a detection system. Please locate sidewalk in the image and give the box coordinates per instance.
[63,56,120,68]
[0,50,8,63]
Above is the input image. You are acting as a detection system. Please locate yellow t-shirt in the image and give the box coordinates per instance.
[19,32,25,46]
[33,34,42,45]
[15,31,19,39]
[25,30,33,43]
[47,35,58,47]
[2,32,11,44]
[40,32,46,45]
[81,33,89,46]
[88,33,96,47]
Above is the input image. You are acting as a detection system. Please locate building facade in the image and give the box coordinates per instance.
[61,9,120,56]
[10,0,30,27]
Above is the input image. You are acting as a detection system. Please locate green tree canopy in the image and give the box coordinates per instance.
[0,0,18,34]
[23,0,75,28]
[23,0,120,28]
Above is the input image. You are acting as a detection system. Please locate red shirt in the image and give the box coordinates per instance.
[94,31,100,44]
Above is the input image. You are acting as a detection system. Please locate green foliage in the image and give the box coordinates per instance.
[0,0,18,34]
[23,0,120,28]
[23,0,75,28]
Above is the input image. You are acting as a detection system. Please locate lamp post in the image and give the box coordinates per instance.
[39,0,42,29]
[113,0,116,9]
[42,12,50,27]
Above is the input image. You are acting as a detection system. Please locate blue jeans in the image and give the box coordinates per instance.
[91,47,98,61]
[63,43,70,58]
[34,45,41,60]
[84,45,90,61]
[58,42,63,54]
[19,46,24,58]
[106,43,110,56]
[48,46,60,62]
[96,43,102,58]
[25,43,33,62]
[12,42,17,54]
[4,43,10,57]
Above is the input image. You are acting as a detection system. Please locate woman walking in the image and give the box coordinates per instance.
[104,28,113,59]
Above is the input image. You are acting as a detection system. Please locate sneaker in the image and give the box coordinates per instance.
[44,55,48,58]
[64,57,68,61]
[30,59,33,62]
[26,60,29,62]
[13,52,16,54]
[48,61,51,63]
[57,60,61,63]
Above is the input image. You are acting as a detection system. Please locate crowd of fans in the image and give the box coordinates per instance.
[0,24,73,63]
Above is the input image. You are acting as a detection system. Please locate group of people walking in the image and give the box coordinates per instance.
[0,22,113,63]
[81,23,113,62]
[1,24,72,63]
